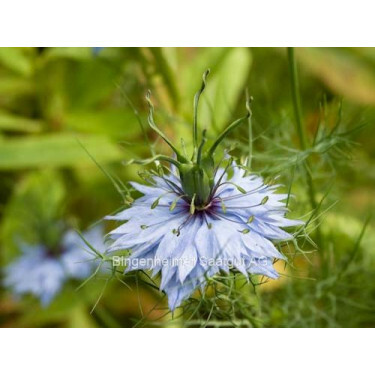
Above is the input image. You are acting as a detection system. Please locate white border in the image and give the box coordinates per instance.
[1,329,372,374]
[0,2,373,373]
[0,0,374,46]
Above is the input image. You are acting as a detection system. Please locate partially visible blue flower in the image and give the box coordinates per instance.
[4,226,106,306]
[106,163,303,311]
[104,70,304,311]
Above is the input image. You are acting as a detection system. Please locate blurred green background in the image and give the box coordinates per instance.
[0,47,374,327]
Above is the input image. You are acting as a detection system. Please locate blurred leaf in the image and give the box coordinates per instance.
[0,133,123,169]
[181,47,252,131]
[0,111,43,133]
[13,286,98,327]
[64,109,140,139]
[324,212,375,259]
[0,48,33,77]
[179,47,230,97]
[296,48,375,105]
[349,47,375,64]
[0,77,34,96]
[38,58,120,113]
[149,47,180,109]
[68,304,97,328]
[1,170,66,261]
[43,47,93,61]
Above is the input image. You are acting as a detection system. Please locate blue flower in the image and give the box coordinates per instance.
[105,70,303,311]
[106,163,302,311]
[4,226,105,306]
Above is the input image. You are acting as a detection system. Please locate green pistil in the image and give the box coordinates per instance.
[190,194,197,215]
[139,70,253,207]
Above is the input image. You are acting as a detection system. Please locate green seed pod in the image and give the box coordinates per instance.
[179,163,211,206]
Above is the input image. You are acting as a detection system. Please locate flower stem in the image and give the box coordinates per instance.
[287,47,322,247]
[288,48,308,150]
[245,89,253,172]
[193,69,210,161]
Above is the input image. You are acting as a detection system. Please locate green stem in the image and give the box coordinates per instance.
[193,69,210,161]
[146,91,188,163]
[287,48,308,150]
[209,100,251,157]
[287,47,322,247]
[118,85,155,157]
[197,129,207,166]
[245,90,253,172]
[130,154,182,168]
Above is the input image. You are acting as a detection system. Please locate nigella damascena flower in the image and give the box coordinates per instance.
[106,163,302,310]
[105,70,303,311]
[4,226,105,306]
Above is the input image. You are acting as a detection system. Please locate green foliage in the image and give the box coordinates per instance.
[0,110,43,133]
[1,170,66,262]
[0,47,374,328]
[0,48,33,77]
[180,47,252,131]
[0,134,123,169]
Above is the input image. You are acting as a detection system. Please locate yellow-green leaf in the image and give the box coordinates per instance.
[0,134,123,169]
[0,47,33,76]
[296,48,375,105]
[0,111,43,133]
